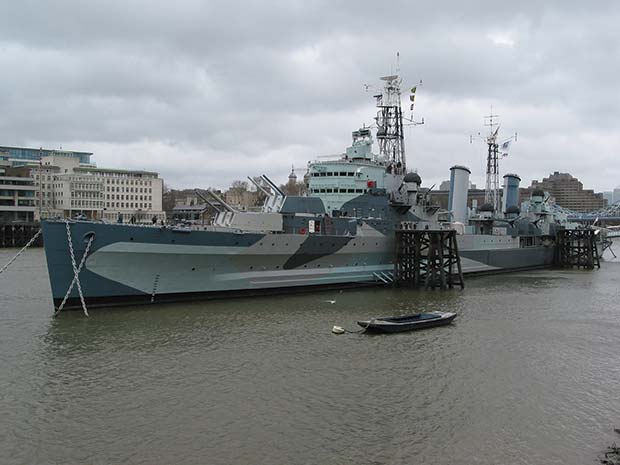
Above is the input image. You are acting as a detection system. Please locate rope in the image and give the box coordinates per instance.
[0,229,42,275]
[344,328,367,333]
[54,220,93,317]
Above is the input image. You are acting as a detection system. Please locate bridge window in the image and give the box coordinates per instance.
[339,189,347,193]
[339,172,347,176]
[348,172,355,176]
[326,188,333,193]
[320,189,326,193]
[319,172,326,177]
[326,172,333,176]
[355,189,363,193]
[347,189,355,193]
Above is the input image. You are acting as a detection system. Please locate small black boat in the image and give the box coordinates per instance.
[357,312,456,333]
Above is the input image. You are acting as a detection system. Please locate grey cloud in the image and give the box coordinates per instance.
[1,0,619,191]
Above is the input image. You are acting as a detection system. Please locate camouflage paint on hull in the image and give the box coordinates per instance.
[42,220,555,311]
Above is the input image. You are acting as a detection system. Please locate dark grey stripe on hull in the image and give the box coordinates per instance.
[53,280,380,311]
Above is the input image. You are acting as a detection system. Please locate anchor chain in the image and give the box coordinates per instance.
[0,228,42,275]
[55,220,93,317]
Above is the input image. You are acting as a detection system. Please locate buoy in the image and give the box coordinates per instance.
[332,325,345,334]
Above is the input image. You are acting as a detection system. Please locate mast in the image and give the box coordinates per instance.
[484,112,500,212]
[38,147,43,220]
[471,111,517,214]
[374,74,406,175]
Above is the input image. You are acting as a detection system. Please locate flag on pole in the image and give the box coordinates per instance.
[500,140,511,157]
[409,94,416,102]
[410,86,417,94]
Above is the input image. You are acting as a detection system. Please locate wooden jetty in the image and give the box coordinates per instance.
[394,223,464,290]
[555,228,600,269]
[0,223,43,248]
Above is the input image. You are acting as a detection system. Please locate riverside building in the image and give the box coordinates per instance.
[0,158,36,223]
[0,145,92,166]
[32,154,165,223]
[525,172,607,213]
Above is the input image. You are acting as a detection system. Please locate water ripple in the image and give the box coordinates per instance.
[1,248,620,464]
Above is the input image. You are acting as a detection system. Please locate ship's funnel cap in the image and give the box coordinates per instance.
[450,165,471,174]
[479,203,495,212]
[532,189,545,197]
[506,205,521,215]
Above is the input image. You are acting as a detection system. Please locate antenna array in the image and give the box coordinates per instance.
[471,109,517,213]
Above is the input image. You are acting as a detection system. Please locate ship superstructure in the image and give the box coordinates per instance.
[41,72,566,311]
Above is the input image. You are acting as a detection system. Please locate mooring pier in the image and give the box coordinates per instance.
[0,223,43,248]
[555,228,600,269]
[394,223,464,289]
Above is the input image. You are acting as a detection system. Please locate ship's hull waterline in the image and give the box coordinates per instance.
[42,221,555,311]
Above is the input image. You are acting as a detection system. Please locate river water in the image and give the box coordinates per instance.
[1,246,619,465]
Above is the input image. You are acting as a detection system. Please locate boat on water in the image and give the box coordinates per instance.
[41,72,575,311]
[357,312,457,333]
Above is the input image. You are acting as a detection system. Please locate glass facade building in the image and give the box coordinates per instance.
[0,146,92,165]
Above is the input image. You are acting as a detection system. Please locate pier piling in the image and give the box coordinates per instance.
[394,224,464,289]
[0,223,43,248]
[555,229,600,269]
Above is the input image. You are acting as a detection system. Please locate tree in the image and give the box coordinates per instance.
[162,183,176,213]
[230,180,248,193]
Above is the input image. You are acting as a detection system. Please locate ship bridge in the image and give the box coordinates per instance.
[307,127,392,214]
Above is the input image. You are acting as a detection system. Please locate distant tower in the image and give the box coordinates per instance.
[288,165,297,183]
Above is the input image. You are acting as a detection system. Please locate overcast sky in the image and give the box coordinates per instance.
[1,1,619,192]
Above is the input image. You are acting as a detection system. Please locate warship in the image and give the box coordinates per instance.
[41,73,570,311]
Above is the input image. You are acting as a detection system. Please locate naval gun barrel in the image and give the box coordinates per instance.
[261,174,285,197]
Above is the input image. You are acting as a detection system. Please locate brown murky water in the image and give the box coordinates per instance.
[1,247,619,464]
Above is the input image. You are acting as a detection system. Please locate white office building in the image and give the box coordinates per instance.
[32,154,165,223]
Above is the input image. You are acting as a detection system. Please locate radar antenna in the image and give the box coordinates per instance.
[470,108,517,213]
[373,74,406,174]
[364,77,422,175]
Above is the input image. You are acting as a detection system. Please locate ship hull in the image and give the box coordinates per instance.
[42,221,555,311]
